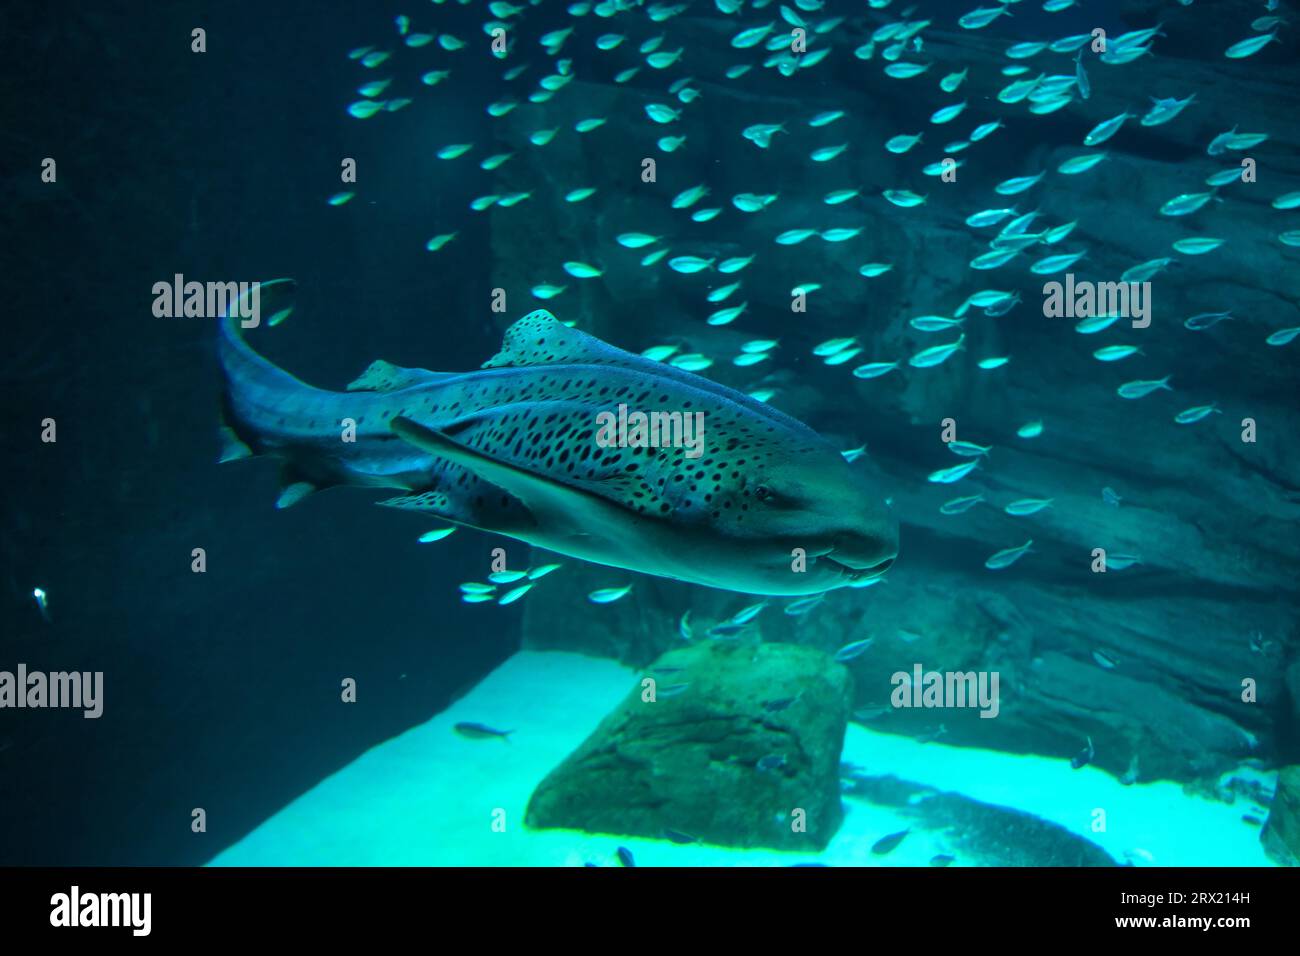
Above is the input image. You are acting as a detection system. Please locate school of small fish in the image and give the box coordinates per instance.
[338,0,1294,603]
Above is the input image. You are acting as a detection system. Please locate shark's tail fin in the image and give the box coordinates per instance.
[217,278,300,464]
[217,278,298,376]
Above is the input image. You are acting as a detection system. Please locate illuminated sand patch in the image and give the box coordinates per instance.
[210,652,1273,867]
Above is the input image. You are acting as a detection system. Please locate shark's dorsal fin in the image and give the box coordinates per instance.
[481,310,824,444]
[481,310,609,369]
[347,360,451,392]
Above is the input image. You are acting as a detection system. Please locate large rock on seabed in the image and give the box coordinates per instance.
[525,641,853,850]
[1262,765,1300,866]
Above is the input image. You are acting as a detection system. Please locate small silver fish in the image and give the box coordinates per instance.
[1117,377,1172,399]
[729,601,769,625]
[909,335,965,368]
[1070,735,1095,769]
[1004,498,1053,516]
[588,585,633,603]
[32,587,51,623]
[852,362,899,380]
[1120,755,1140,786]
[1248,630,1279,656]
[763,694,801,712]
[1184,311,1233,331]
[1160,191,1216,217]
[757,754,788,772]
[917,724,948,743]
[871,828,910,855]
[497,583,534,605]
[454,722,513,740]
[940,494,984,515]
[671,184,710,209]
[853,706,890,721]
[563,261,604,279]
[1017,421,1044,439]
[985,540,1033,570]
[834,638,874,662]
[928,461,979,484]
[1174,404,1222,425]
[1084,111,1131,147]
[707,621,749,640]
[784,595,825,616]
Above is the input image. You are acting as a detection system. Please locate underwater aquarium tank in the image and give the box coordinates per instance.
[1,0,1297,925]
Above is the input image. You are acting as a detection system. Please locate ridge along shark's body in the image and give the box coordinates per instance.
[218,285,898,595]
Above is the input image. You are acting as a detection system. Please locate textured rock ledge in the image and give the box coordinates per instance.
[525,641,852,850]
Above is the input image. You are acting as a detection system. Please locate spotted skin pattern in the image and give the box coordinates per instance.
[219,307,897,594]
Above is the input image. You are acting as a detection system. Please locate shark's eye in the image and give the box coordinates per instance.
[754,484,774,502]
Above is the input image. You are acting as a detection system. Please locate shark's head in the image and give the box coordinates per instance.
[703,441,899,595]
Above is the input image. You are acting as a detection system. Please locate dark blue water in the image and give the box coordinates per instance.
[2,0,1296,866]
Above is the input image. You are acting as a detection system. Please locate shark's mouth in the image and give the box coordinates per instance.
[821,554,894,581]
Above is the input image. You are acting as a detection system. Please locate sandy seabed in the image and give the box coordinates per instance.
[210,651,1274,867]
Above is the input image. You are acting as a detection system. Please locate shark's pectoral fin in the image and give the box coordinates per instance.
[218,395,257,463]
[276,482,317,509]
[347,360,453,393]
[218,425,253,463]
[275,465,330,509]
[389,416,625,530]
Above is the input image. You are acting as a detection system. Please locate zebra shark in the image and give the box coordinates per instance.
[218,283,897,595]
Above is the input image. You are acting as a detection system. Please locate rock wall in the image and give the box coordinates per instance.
[491,1,1296,787]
